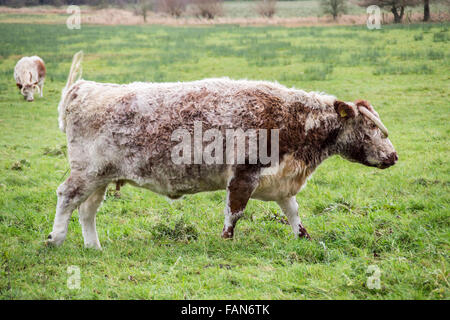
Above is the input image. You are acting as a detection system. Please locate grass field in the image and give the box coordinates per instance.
[0,22,449,299]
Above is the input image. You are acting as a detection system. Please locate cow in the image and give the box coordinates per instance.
[47,51,397,249]
[14,56,46,102]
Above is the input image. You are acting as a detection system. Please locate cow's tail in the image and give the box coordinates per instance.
[58,51,84,133]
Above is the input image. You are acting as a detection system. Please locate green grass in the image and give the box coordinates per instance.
[0,22,449,299]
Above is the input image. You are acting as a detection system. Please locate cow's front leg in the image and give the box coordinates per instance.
[277,196,311,239]
[221,165,260,239]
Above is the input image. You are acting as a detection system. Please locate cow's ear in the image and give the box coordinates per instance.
[16,83,22,89]
[334,100,356,119]
[355,100,374,112]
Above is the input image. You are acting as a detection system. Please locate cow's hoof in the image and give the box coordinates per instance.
[299,231,311,239]
[84,242,102,250]
[221,226,234,239]
[45,233,65,247]
[298,225,311,240]
[299,233,311,240]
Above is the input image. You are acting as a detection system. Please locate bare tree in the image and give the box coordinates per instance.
[138,0,154,22]
[358,0,420,23]
[192,0,223,19]
[158,0,188,17]
[255,0,277,18]
[321,0,347,20]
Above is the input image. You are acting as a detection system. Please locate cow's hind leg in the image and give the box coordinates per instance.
[221,165,260,239]
[78,185,107,249]
[47,174,102,247]
[277,196,310,239]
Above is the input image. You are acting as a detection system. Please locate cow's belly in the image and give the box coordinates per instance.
[253,155,313,201]
[252,175,307,201]
[123,154,312,201]
[127,163,232,199]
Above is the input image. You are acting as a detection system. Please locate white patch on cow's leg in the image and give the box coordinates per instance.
[277,196,310,239]
[221,196,243,239]
[277,196,300,233]
[78,185,107,250]
[221,192,234,239]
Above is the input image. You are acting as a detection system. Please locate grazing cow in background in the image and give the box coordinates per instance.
[14,56,46,102]
[47,51,397,249]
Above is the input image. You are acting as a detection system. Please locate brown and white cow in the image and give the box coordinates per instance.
[47,52,397,249]
[14,56,46,102]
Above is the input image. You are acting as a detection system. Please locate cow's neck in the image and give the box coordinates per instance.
[287,108,343,169]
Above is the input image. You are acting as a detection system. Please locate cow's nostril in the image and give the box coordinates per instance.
[392,152,398,162]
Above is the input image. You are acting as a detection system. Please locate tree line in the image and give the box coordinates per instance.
[0,0,446,23]
[0,1,138,6]
[322,0,443,23]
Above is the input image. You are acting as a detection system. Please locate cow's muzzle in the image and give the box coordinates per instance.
[378,152,398,169]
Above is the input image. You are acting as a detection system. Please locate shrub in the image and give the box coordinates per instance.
[254,0,277,18]
[191,0,223,20]
[157,0,188,17]
[136,0,155,22]
[320,0,346,21]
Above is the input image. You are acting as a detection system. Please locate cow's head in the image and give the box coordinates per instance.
[334,100,397,169]
[18,83,40,102]
[17,72,40,102]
